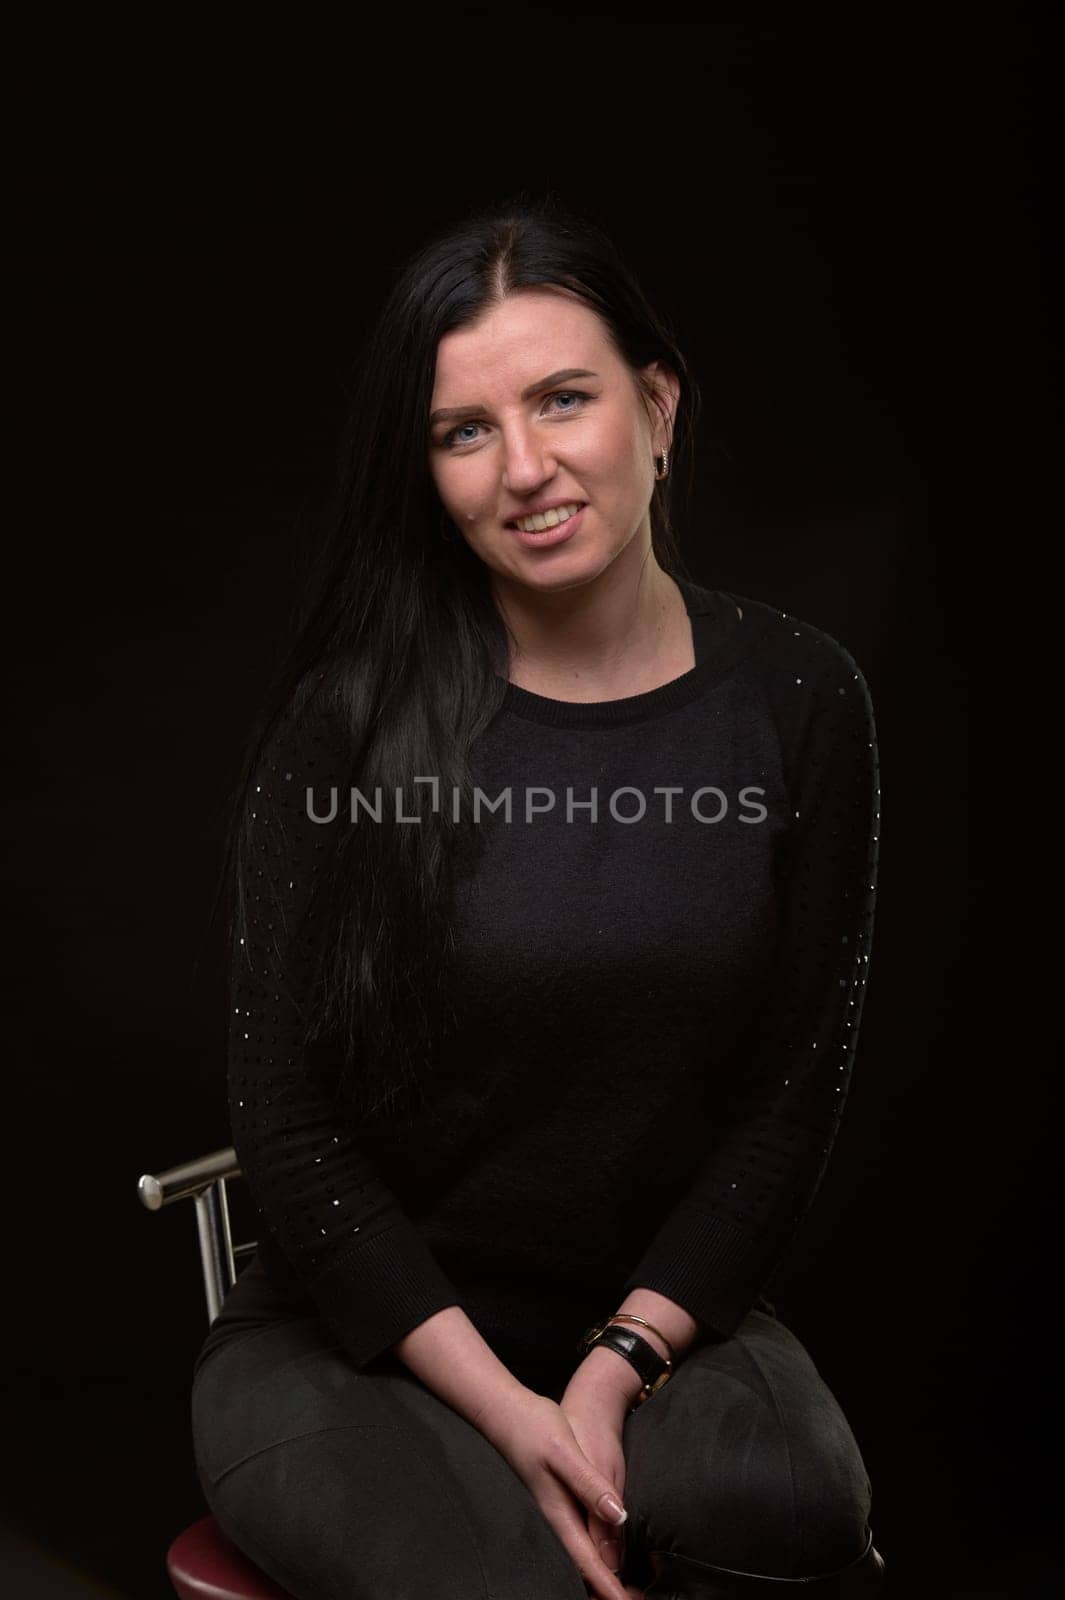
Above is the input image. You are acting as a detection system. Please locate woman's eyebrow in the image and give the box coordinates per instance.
[429,368,599,427]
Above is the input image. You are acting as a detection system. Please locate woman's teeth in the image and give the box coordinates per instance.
[512,502,583,533]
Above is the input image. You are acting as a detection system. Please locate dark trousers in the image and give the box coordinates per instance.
[190,1255,875,1599]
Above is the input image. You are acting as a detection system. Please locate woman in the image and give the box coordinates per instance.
[191,196,885,1600]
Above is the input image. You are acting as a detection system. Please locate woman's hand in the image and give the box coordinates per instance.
[560,1365,644,1599]
[471,1384,633,1600]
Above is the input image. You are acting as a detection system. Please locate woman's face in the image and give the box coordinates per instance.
[427,287,678,596]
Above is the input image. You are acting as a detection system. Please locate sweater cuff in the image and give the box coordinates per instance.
[310,1217,466,1370]
[620,1204,775,1341]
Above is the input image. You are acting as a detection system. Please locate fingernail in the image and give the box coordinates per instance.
[600,1538,621,1570]
[598,1492,627,1525]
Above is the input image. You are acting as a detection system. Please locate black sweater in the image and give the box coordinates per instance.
[224,577,880,1374]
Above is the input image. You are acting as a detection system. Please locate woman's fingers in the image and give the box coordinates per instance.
[588,1508,624,1573]
[537,1480,631,1600]
[596,1528,623,1573]
[557,1397,629,1579]
[547,1429,628,1529]
[542,1422,630,1594]
[471,1388,630,1598]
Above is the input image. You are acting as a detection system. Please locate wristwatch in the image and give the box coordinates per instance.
[578,1318,673,1407]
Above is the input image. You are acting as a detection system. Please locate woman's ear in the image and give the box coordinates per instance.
[641,360,681,450]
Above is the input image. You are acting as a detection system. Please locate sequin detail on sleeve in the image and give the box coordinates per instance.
[620,614,881,1337]
[227,697,462,1368]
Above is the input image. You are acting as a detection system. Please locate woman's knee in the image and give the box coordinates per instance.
[203,1418,591,1600]
[191,1330,588,1599]
[623,1317,872,1578]
[774,1392,873,1574]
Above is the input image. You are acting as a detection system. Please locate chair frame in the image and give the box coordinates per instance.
[137,1147,256,1323]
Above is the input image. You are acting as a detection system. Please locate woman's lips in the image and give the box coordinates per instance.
[506,504,587,548]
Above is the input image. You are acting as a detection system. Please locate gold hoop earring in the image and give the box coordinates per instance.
[655,448,670,481]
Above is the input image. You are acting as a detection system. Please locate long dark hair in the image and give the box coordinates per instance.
[212,192,703,1129]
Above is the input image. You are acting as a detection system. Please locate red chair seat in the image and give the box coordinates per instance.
[167,1514,295,1600]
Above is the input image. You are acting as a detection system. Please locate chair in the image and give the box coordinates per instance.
[137,1147,296,1600]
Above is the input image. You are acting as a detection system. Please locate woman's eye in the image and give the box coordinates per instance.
[440,389,592,449]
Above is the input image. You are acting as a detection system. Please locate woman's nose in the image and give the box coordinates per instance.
[500,424,556,491]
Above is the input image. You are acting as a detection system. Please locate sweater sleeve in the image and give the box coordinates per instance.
[620,628,880,1339]
[227,693,464,1369]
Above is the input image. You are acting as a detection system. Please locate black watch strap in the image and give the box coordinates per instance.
[581,1322,671,1399]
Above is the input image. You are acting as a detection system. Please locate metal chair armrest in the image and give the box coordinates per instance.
[137,1147,241,1209]
[136,1146,250,1323]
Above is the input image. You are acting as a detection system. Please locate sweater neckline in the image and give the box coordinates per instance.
[499,576,745,728]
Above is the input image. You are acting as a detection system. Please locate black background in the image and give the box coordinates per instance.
[6,14,1049,1598]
